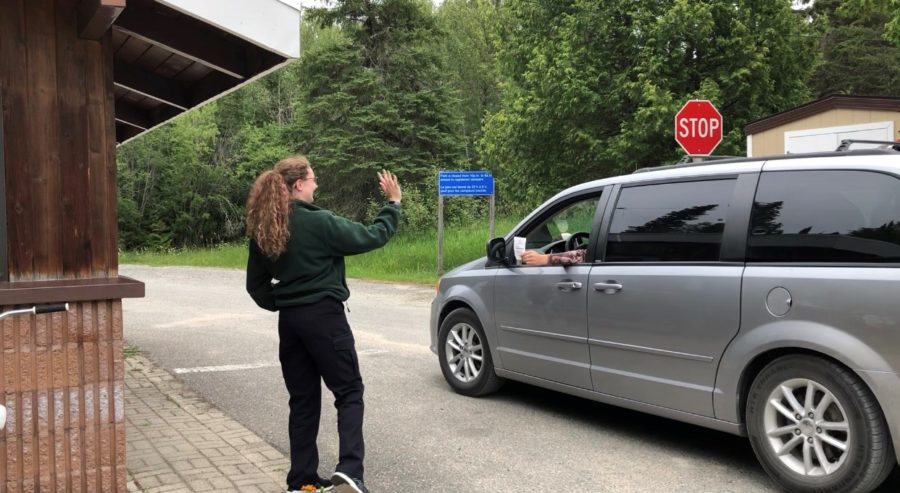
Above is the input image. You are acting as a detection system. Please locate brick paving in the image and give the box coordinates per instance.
[125,354,289,493]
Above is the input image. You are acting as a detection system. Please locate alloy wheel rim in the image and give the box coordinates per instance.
[763,378,851,476]
[445,322,483,383]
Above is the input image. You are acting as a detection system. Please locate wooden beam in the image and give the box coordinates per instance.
[114,104,184,144]
[78,0,126,40]
[150,105,183,125]
[114,62,189,110]
[114,0,248,79]
[0,276,145,304]
[189,71,240,106]
[116,123,143,144]
[114,100,151,130]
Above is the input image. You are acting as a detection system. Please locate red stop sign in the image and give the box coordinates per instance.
[675,100,723,156]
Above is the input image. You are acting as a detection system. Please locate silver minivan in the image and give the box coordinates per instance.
[430,145,900,493]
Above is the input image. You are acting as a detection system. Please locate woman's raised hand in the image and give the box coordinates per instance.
[378,170,402,203]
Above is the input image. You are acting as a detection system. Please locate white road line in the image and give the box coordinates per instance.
[173,349,389,374]
[154,313,259,329]
[173,362,279,374]
[357,348,389,355]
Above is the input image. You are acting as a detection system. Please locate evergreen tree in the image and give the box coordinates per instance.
[435,0,502,165]
[480,0,817,206]
[292,0,465,219]
[117,106,244,249]
[802,0,900,97]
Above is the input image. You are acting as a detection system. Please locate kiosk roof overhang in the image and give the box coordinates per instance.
[109,0,301,144]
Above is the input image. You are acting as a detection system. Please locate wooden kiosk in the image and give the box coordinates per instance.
[0,1,300,490]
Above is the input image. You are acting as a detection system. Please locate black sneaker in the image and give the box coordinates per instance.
[330,472,369,493]
[289,477,334,492]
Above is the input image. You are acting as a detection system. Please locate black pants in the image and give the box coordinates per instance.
[279,298,365,489]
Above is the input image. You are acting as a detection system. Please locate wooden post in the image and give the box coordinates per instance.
[0,4,144,490]
[489,193,495,240]
[437,194,444,275]
[0,93,6,282]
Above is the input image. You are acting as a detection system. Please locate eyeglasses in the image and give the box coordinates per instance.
[304,176,317,183]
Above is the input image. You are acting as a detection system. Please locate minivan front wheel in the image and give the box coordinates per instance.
[438,308,504,397]
[746,355,895,493]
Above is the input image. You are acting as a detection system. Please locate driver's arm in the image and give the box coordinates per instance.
[548,248,586,265]
[522,248,586,266]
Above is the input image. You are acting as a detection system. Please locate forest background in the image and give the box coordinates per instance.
[117,0,900,260]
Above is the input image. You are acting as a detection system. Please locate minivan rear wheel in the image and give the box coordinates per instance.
[746,355,895,493]
[438,308,504,397]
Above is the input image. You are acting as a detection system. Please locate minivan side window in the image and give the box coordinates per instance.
[748,170,900,263]
[523,196,600,252]
[605,179,735,262]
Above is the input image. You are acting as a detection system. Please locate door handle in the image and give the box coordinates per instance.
[556,281,583,292]
[593,282,623,294]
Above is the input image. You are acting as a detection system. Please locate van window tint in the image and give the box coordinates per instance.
[605,179,735,262]
[749,170,900,262]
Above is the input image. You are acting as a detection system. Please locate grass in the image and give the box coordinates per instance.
[118,216,521,285]
[119,243,249,268]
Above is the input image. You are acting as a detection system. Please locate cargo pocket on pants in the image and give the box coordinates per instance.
[333,334,355,351]
[333,333,361,376]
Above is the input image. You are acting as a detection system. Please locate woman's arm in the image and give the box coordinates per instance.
[321,170,402,256]
[320,205,401,256]
[246,240,277,311]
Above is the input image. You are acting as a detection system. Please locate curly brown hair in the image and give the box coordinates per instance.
[245,156,311,258]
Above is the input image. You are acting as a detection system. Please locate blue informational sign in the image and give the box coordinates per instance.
[438,171,494,196]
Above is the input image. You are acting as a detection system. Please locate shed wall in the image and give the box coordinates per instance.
[750,108,900,156]
[1,1,125,491]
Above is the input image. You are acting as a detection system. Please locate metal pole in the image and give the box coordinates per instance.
[437,194,444,276]
[489,193,495,239]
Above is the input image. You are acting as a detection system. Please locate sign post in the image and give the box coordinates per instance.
[437,171,495,275]
[675,100,723,157]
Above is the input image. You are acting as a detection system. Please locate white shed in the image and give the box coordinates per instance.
[744,95,900,156]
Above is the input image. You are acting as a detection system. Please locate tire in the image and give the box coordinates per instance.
[746,355,895,493]
[437,308,504,397]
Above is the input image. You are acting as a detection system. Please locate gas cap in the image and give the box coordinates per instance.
[766,287,792,317]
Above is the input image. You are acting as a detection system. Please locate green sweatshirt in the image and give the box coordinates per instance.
[246,200,400,310]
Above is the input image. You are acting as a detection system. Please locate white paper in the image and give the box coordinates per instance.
[513,236,526,263]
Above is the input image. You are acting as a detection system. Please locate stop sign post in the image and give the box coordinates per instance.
[675,100,723,156]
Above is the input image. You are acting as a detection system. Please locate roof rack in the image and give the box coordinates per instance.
[632,141,900,175]
[836,139,900,152]
[632,154,744,174]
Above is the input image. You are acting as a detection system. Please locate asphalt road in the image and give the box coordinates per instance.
[120,265,900,492]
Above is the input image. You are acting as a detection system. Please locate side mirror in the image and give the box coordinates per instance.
[486,237,508,266]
